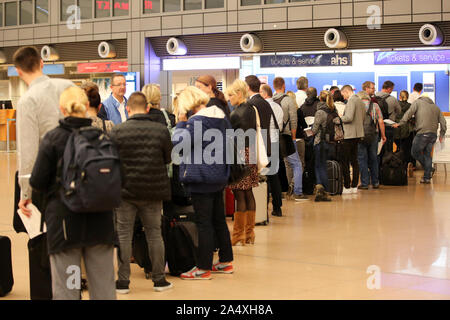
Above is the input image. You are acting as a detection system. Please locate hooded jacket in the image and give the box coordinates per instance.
[30,117,115,255]
[173,105,231,194]
[311,102,332,146]
[300,96,319,118]
[399,96,447,137]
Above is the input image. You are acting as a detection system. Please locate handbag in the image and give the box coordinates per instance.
[228,140,251,184]
[252,106,269,173]
[279,115,296,158]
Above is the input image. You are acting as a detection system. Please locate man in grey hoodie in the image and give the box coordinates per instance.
[393,96,447,183]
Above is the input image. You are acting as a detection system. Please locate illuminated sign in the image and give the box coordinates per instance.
[77,61,128,73]
[96,1,129,10]
[144,1,153,9]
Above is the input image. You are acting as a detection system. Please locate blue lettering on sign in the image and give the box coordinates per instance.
[261,54,352,68]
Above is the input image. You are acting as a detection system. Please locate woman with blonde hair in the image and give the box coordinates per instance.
[286,91,299,108]
[142,83,175,128]
[173,86,234,280]
[226,79,259,246]
[310,90,341,202]
[29,86,116,300]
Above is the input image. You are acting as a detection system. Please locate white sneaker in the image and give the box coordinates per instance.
[342,188,352,194]
[352,188,358,194]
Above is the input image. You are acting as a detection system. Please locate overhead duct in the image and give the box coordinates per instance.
[98,41,117,58]
[419,24,444,46]
[166,37,187,56]
[240,34,262,53]
[41,45,59,61]
[324,28,348,49]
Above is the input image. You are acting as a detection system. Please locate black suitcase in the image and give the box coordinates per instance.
[302,141,316,195]
[0,236,13,297]
[327,160,343,195]
[28,234,52,300]
[381,150,408,186]
[162,206,198,276]
[132,218,152,279]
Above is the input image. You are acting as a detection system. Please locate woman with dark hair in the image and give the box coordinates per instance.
[397,90,416,175]
[84,86,114,132]
[195,75,231,119]
[333,89,346,118]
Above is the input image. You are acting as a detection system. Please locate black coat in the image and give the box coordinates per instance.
[248,94,274,156]
[110,113,172,201]
[208,97,231,120]
[300,97,319,118]
[148,108,176,128]
[230,102,257,148]
[30,117,115,255]
[296,108,309,139]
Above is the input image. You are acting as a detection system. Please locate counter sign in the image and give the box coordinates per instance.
[260,53,352,68]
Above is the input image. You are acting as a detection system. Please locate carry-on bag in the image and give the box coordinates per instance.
[0,236,13,297]
[253,181,269,226]
[326,160,343,195]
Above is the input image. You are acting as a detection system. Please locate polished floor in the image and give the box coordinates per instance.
[1,152,449,300]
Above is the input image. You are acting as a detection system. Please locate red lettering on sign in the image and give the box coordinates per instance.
[97,0,103,9]
[104,1,110,10]
[145,1,152,9]
[121,3,129,10]
[114,2,121,9]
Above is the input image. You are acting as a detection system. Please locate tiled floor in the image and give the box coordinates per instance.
[1,152,449,300]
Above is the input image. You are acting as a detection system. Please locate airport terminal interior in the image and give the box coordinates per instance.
[1,153,450,300]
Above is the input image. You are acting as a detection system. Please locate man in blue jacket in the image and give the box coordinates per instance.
[99,73,128,124]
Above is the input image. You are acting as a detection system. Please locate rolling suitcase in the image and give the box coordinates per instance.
[28,233,52,300]
[132,218,152,280]
[0,236,13,297]
[162,206,198,276]
[224,187,235,217]
[326,160,343,195]
[253,181,269,226]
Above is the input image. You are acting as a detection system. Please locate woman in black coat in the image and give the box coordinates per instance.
[30,86,116,300]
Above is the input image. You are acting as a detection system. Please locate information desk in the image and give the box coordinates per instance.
[0,109,16,152]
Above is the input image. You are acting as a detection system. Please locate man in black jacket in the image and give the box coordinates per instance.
[245,75,275,160]
[111,92,173,294]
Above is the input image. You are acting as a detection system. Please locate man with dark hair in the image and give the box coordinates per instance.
[295,76,309,107]
[375,80,402,149]
[341,85,366,194]
[101,73,128,125]
[13,46,74,300]
[329,86,339,95]
[245,75,275,158]
[260,84,284,216]
[273,77,308,201]
[408,83,423,104]
[111,91,173,294]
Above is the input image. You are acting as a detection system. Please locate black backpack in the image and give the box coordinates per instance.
[375,95,390,120]
[60,127,122,213]
[322,109,344,143]
[362,101,378,145]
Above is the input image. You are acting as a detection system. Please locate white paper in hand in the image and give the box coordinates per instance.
[17,203,47,239]
[377,141,383,155]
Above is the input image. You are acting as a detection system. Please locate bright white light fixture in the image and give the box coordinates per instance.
[162,57,241,71]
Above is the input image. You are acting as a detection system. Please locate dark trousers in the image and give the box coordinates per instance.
[399,132,415,165]
[314,142,329,190]
[340,139,360,189]
[191,191,234,270]
[267,172,282,211]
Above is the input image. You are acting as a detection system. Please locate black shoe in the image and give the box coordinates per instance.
[372,184,380,189]
[81,278,88,291]
[116,280,130,294]
[431,167,436,178]
[358,185,369,190]
[420,178,431,184]
[271,209,282,217]
[315,194,331,202]
[154,279,173,292]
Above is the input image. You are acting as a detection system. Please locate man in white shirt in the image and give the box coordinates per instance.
[260,84,284,216]
[295,76,308,108]
[408,83,423,104]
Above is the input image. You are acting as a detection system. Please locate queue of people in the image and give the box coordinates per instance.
[12,45,447,300]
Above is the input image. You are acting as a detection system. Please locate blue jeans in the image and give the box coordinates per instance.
[314,142,329,190]
[284,142,303,195]
[411,133,437,180]
[358,138,379,186]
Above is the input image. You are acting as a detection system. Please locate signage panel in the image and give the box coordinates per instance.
[77,61,128,73]
[260,53,352,68]
[375,50,450,65]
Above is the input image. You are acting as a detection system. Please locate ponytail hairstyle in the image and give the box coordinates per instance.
[60,86,88,116]
[141,84,161,109]
[84,86,101,110]
[319,90,335,111]
[196,75,227,106]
